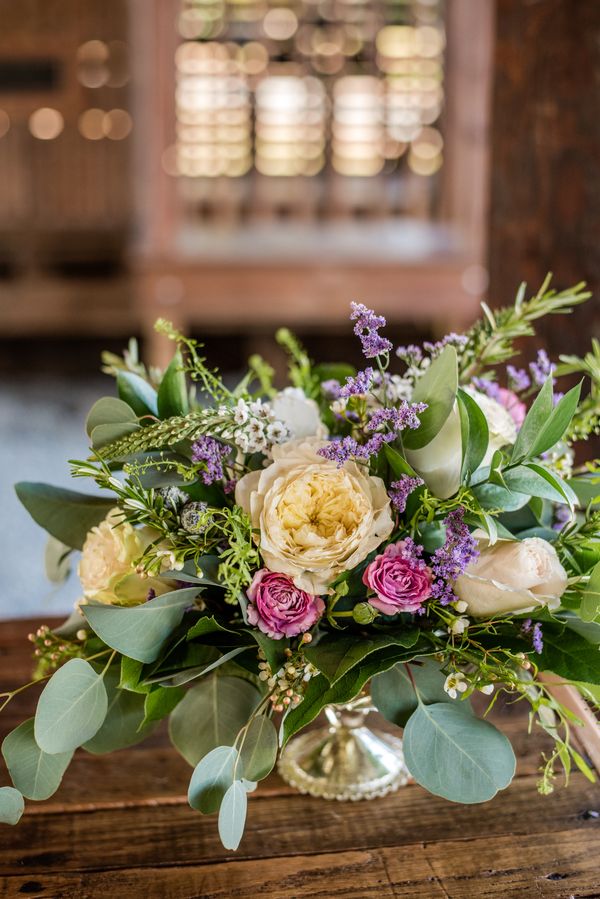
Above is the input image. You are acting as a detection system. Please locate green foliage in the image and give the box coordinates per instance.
[218,780,248,851]
[169,675,261,766]
[403,703,515,803]
[2,719,73,800]
[580,561,600,622]
[403,345,458,450]
[143,686,186,726]
[238,715,278,781]
[117,371,158,417]
[157,350,189,418]
[82,588,202,664]
[44,537,72,585]
[536,625,600,683]
[457,388,489,481]
[86,397,140,450]
[304,630,420,685]
[188,745,238,814]
[83,668,154,753]
[276,327,319,398]
[0,787,24,825]
[14,483,114,551]
[371,657,456,727]
[34,659,108,754]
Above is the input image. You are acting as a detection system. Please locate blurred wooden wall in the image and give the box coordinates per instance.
[488,0,600,356]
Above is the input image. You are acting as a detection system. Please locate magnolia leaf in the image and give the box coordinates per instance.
[457,388,489,481]
[305,631,420,685]
[169,675,261,767]
[14,483,114,551]
[218,780,248,851]
[371,657,458,728]
[511,377,554,462]
[188,745,238,814]
[239,715,278,782]
[82,587,201,663]
[34,659,108,754]
[2,719,73,801]
[85,397,138,437]
[528,381,582,459]
[158,350,189,418]
[0,787,24,825]
[403,703,516,803]
[580,560,600,623]
[403,345,458,450]
[83,668,154,753]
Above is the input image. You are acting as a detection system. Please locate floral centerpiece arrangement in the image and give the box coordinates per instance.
[3,277,600,849]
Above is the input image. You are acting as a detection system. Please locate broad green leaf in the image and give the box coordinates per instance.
[82,587,201,663]
[117,371,158,417]
[0,787,24,825]
[85,397,138,437]
[528,381,582,459]
[371,657,457,727]
[580,561,600,622]
[250,631,289,674]
[2,719,73,800]
[473,482,530,512]
[568,477,600,508]
[537,627,600,683]
[218,780,247,851]
[403,346,458,450]
[457,388,489,481]
[282,645,428,746]
[239,715,278,782]
[560,613,600,644]
[119,656,150,693]
[34,659,108,754]
[188,745,238,814]
[504,464,574,506]
[158,350,189,418]
[186,615,243,641]
[305,630,419,685]
[44,537,72,584]
[383,445,420,480]
[83,668,154,753]
[151,645,247,688]
[403,703,516,803]
[14,483,114,551]
[511,377,554,462]
[142,686,186,726]
[169,675,261,767]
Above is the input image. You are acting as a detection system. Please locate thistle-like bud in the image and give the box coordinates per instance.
[352,602,378,624]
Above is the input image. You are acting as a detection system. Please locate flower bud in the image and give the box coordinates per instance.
[352,602,378,624]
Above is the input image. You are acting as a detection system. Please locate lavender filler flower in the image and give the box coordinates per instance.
[389,476,424,514]
[350,302,393,358]
[191,436,231,485]
[430,508,479,605]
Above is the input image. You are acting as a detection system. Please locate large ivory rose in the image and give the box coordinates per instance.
[271,388,327,440]
[235,438,393,593]
[454,535,568,618]
[78,508,175,605]
[405,390,518,500]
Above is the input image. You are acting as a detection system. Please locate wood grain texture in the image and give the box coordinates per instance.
[2,618,600,898]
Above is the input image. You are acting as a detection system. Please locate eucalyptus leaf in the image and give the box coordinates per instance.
[218,780,248,851]
[188,745,238,814]
[239,715,278,781]
[403,703,516,803]
[169,675,261,767]
[14,483,114,551]
[82,587,201,663]
[83,668,154,753]
[44,537,72,585]
[158,350,189,418]
[0,787,24,825]
[34,659,108,754]
[117,371,158,417]
[2,719,73,800]
[371,657,457,728]
[85,397,138,437]
[91,421,140,450]
[305,630,419,685]
[403,345,458,450]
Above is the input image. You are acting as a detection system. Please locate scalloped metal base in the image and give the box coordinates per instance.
[278,724,411,801]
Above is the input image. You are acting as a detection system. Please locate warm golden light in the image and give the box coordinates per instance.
[29,108,64,140]
[78,108,105,140]
[104,109,133,140]
[263,8,298,41]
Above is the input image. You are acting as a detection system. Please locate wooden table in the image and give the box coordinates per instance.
[1,618,600,898]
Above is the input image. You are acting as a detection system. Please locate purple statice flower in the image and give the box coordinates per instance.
[191,435,231,485]
[507,365,531,393]
[472,377,502,401]
[321,379,342,399]
[350,302,393,359]
[396,344,423,364]
[529,349,555,387]
[366,402,427,435]
[318,437,367,466]
[553,505,572,532]
[389,476,424,514]
[223,477,238,495]
[339,367,375,398]
[430,508,479,605]
[521,619,544,654]
[423,333,469,357]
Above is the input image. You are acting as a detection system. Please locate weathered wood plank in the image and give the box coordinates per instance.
[0,772,598,876]
[2,829,600,898]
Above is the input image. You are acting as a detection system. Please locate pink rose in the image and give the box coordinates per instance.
[363,542,432,615]
[247,569,325,639]
[497,387,527,429]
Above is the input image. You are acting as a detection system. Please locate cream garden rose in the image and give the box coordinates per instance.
[454,535,568,617]
[78,508,176,605]
[235,438,393,594]
[271,388,327,440]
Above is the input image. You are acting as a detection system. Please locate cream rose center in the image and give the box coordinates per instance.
[276,470,368,546]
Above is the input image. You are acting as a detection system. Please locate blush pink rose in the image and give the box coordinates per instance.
[363,542,432,615]
[247,569,325,639]
[497,387,527,429]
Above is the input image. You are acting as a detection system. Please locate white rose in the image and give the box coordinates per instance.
[406,403,463,499]
[454,535,568,618]
[78,508,176,605]
[271,388,327,440]
[235,438,393,593]
[467,389,517,467]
